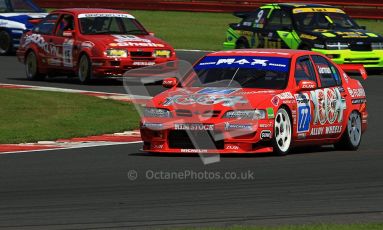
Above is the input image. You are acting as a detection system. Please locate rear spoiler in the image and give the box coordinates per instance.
[339,64,367,80]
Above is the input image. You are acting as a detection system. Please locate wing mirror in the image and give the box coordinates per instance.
[63,30,75,37]
[162,77,177,88]
[296,80,317,92]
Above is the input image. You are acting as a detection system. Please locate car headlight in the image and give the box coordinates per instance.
[326,42,349,50]
[143,107,172,118]
[105,49,128,57]
[222,110,265,120]
[371,42,383,50]
[153,50,171,58]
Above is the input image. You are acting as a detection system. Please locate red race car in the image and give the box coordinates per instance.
[139,49,368,155]
[17,8,176,83]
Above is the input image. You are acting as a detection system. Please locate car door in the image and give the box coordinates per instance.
[51,13,76,69]
[261,9,300,49]
[31,13,59,66]
[293,55,318,140]
[309,55,347,138]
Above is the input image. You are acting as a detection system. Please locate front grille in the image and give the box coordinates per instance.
[130,51,152,57]
[349,43,372,51]
[109,61,120,66]
[176,109,192,117]
[168,130,224,149]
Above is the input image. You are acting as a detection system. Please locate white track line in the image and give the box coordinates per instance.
[0,83,153,99]
[0,141,143,155]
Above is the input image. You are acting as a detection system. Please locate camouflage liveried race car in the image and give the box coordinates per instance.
[223,3,383,70]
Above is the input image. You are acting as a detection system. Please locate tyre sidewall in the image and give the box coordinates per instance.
[273,107,292,156]
[25,51,40,80]
[78,54,92,84]
[0,30,12,55]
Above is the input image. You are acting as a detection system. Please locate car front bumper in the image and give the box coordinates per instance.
[140,119,275,154]
[311,48,383,69]
[90,56,177,78]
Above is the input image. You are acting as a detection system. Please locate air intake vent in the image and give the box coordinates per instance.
[202,110,221,118]
[175,109,192,117]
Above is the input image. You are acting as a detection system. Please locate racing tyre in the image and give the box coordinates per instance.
[25,51,45,80]
[236,39,248,49]
[78,54,92,84]
[273,108,292,155]
[0,30,12,55]
[335,111,362,150]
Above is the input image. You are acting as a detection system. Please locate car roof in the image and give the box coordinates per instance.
[50,8,131,16]
[207,49,317,58]
[267,3,337,9]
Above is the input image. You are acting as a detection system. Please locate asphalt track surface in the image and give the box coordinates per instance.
[0,51,383,229]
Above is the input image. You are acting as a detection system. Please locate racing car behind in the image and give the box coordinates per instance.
[0,0,47,54]
[224,3,383,71]
[17,8,176,83]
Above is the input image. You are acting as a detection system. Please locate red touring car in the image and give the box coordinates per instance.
[16,8,176,83]
[140,49,368,155]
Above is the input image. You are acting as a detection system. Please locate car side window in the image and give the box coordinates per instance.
[294,56,317,85]
[0,1,7,13]
[56,14,75,36]
[240,8,270,29]
[264,9,292,30]
[311,55,342,87]
[33,14,59,35]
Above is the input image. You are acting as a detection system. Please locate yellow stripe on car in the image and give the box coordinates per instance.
[293,8,345,14]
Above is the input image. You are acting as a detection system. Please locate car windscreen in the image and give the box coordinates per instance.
[293,11,360,30]
[191,56,290,89]
[78,13,148,35]
[10,0,39,12]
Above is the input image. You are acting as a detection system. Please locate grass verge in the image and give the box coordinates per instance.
[177,223,383,230]
[0,88,140,144]
[130,10,383,51]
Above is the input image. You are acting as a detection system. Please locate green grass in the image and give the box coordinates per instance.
[47,8,383,50]
[130,10,236,50]
[130,11,383,51]
[0,88,140,144]
[175,223,383,230]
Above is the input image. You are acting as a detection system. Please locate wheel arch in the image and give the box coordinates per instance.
[278,104,294,140]
[77,50,91,68]
[235,36,250,48]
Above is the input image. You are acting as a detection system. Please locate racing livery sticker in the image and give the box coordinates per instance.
[63,39,74,67]
[78,13,134,19]
[197,88,238,95]
[295,93,311,133]
[266,108,274,119]
[194,56,290,72]
[174,123,214,131]
[260,130,272,139]
[310,88,346,125]
[162,94,248,107]
[224,123,253,130]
